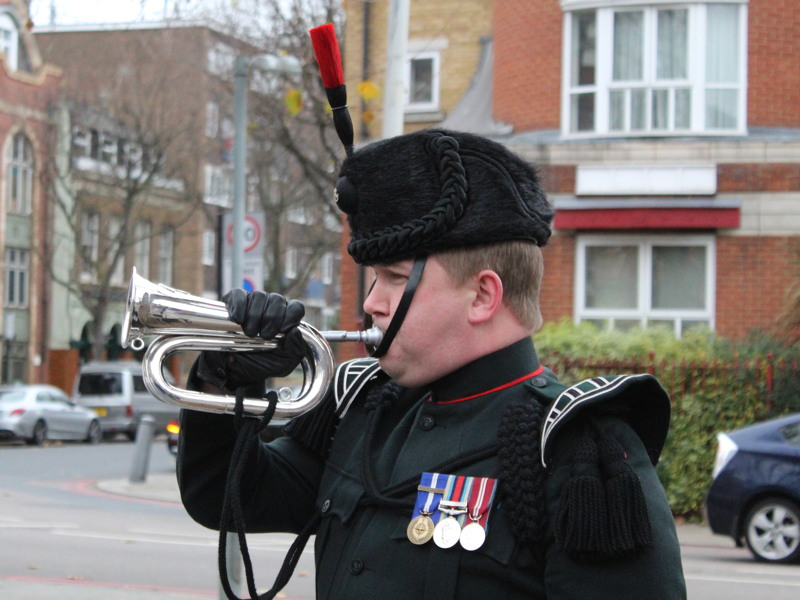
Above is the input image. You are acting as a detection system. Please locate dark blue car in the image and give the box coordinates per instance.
[706,412,800,563]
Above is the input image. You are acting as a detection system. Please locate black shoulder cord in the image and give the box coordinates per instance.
[217,387,320,600]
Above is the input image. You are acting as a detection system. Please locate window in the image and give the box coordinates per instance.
[6,132,33,215]
[285,247,297,280]
[563,2,746,136]
[158,226,174,286]
[205,102,219,138]
[79,212,100,283]
[202,229,216,266]
[108,217,125,286]
[321,252,334,285]
[575,234,715,337]
[405,51,440,112]
[134,221,151,279]
[204,164,232,207]
[3,248,28,308]
[0,13,19,71]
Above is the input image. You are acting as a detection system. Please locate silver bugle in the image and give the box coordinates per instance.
[121,268,382,419]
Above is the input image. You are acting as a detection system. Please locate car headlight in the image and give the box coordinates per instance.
[711,432,738,479]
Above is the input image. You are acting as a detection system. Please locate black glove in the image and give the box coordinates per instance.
[196,290,306,391]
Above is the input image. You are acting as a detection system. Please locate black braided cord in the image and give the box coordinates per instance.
[348,133,468,263]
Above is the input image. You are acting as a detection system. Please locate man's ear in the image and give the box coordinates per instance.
[468,270,503,325]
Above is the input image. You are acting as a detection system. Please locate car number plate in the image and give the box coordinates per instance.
[93,407,108,417]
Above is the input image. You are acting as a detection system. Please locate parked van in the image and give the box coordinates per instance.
[71,361,178,440]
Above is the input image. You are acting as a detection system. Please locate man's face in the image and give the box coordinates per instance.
[363,256,474,387]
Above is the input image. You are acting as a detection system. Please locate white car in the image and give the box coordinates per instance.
[0,384,102,446]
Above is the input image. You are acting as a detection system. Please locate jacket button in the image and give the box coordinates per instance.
[321,499,331,513]
[530,376,547,388]
[419,415,435,431]
[350,559,364,575]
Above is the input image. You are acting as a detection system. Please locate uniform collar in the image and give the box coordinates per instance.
[429,337,541,404]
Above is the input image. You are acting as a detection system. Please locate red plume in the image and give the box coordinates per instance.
[309,24,344,89]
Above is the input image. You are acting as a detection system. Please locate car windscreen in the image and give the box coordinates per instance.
[0,390,26,404]
[78,374,123,395]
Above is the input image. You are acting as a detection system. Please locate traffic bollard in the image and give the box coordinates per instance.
[129,415,155,483]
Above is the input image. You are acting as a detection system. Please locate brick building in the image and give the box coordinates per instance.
[339,0,800,351]
[0,0,61,384]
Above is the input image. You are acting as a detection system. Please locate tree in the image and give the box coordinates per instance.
[210,0,346,312]
[39,27,209,361]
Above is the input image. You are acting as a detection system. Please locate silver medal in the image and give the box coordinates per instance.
[432,516,462,549]
[459,521,486,551]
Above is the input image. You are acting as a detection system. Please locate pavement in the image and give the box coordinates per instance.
[0,471,733,599]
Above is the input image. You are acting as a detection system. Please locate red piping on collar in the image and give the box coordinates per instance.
[431,365,545,405]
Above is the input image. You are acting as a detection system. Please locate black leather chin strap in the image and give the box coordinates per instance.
[370,255,427,358]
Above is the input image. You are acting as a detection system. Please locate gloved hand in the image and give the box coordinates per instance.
[196,290,306,391]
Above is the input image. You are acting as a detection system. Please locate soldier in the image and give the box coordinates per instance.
[177,128,687,600]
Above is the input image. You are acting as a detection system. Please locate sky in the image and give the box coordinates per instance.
[28,0,216,26]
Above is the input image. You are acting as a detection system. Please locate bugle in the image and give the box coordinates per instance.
[121,268,382,419]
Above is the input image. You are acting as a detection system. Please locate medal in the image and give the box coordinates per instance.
[458,476,498,551]
[407,473,445,545]
[433,482,469,549]
[407,513,435,545]
[433,513,463,548]
[459,521,486,551]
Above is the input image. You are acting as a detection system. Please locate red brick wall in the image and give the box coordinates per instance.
[748,0,800,127]
[718,164,800,192]
[493,0,563,131]
[716,236,800,339]
[539,235,575,327]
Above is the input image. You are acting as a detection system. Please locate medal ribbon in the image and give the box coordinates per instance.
[412,472,444,523]
[439,474,472,527]
[466,476,498,530]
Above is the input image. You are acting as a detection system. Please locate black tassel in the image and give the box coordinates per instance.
[597,427,654,556]
[555,425,609,561]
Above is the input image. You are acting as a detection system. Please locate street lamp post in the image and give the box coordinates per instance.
[231,53,301,291]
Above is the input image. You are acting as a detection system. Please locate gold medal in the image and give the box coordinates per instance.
[407,514,435,545]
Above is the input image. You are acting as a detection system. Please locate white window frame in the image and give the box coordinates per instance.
[134,221,151,280]
[6,132,34,216]
[561,1,748,138]
[0,13,19,71]
[574,233,716,337]
[158,226,174,286]
[405,50,441,112]
[3,247,29,309]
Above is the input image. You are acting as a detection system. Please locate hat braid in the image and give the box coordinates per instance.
[349,133,468,263]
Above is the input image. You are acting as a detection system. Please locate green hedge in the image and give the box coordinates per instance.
[534,320,800,519]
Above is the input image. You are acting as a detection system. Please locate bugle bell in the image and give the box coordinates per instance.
[121,268,382,419]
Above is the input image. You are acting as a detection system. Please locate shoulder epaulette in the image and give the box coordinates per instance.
[540,373,671,468]
[334,358,383,418]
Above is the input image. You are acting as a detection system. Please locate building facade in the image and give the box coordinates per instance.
[339,0,800,351]
[0,0,61,384]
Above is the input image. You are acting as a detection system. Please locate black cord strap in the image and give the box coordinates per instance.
[370,255,427,358]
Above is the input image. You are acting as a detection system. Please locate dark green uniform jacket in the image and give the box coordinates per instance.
[177,337,686,599]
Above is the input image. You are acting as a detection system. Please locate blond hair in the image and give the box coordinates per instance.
[435,241,544,331]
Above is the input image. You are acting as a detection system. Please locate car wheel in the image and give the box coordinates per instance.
[744,498,800,563]
[85,420,102,445]
[28,420,47,446]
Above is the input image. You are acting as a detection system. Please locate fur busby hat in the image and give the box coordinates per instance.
[334,129,554,265]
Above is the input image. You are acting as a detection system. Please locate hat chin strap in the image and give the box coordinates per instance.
[369,255,428,358]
